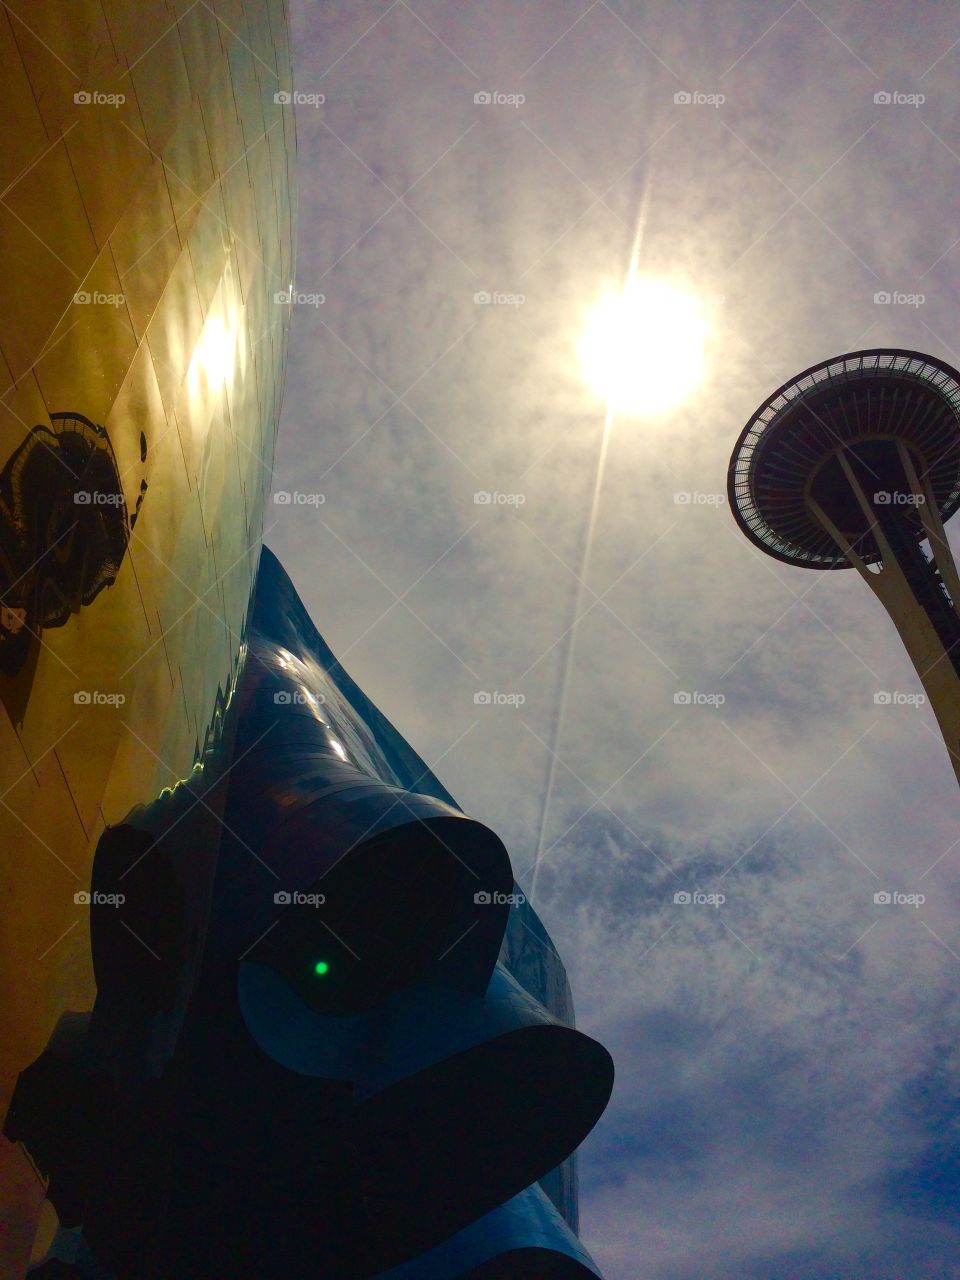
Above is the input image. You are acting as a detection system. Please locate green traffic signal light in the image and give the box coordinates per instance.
[314,960,329,976]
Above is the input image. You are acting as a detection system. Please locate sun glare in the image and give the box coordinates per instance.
[187,308,242,402]
[579,277,708,416]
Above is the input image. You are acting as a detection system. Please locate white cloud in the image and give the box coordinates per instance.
[276,3,960,1273]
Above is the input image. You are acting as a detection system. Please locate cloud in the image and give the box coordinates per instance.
[275,2,960,1274]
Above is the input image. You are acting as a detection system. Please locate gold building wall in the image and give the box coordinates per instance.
[0,0,297,1117]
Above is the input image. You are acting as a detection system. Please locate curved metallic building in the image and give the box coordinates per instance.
[0,0,295,1118]
[0,0,296,1268]
[1,4,614,1277]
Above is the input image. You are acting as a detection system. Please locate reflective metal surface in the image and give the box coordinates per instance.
[0,0,296,1124]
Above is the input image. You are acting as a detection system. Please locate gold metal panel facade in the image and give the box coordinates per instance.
[0,0,296,1125]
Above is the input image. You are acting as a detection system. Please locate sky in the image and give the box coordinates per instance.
[269,3,960,1276]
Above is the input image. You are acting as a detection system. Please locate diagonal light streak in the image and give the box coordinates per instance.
[530,166,655,897]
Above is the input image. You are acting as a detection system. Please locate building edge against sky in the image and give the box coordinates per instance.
[0,3,614,1277]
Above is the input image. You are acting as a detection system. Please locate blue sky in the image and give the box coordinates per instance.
[268,3,960,1275]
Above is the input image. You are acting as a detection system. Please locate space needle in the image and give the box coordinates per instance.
[728,348,960,787]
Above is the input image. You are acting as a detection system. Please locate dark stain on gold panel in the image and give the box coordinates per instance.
[0,412,144,721]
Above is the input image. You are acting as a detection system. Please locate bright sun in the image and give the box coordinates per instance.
[579,276,708,416]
